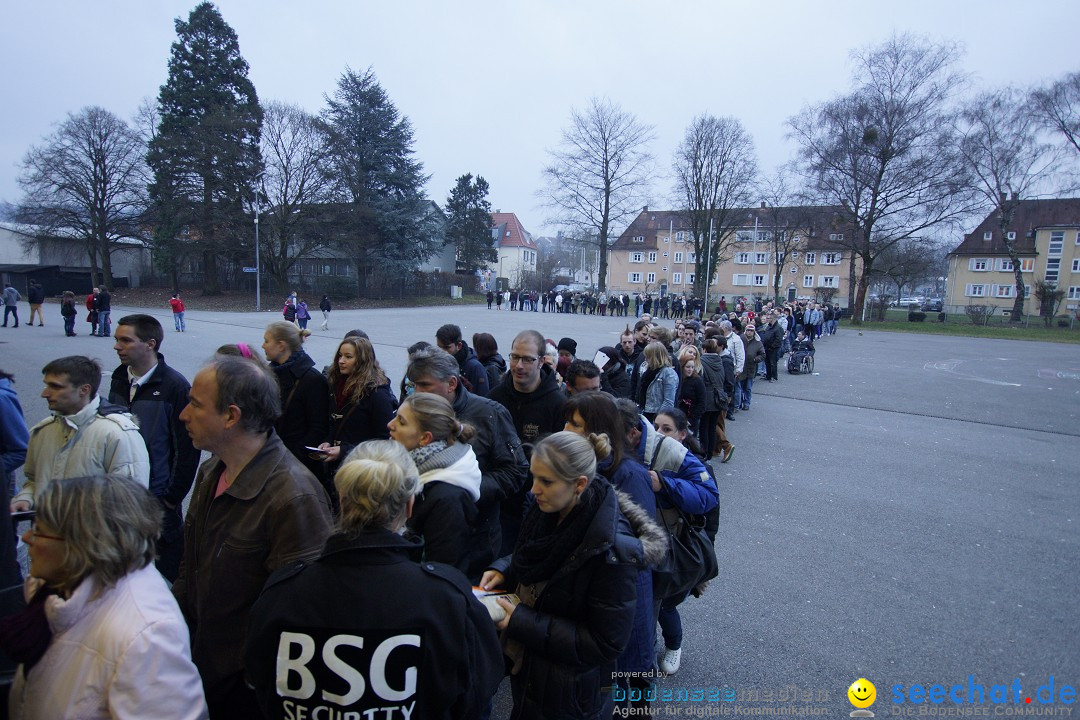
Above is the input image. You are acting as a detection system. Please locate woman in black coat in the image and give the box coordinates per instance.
[317,336,398,467]
[480,431,643,720]
[675,349,707,438]
[262,322,330,485]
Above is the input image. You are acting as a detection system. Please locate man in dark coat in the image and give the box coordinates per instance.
[488,330,566,554]
[108,314,199,581]
[758,311,784,382]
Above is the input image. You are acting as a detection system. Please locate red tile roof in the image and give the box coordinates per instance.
[490,212,537,250]
[950,198,1080,256]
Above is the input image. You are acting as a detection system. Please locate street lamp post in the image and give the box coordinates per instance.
[253,173,264,311]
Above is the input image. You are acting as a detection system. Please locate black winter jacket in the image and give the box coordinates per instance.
[480,353,507,392]
[244,530,503,720]
[490,480,644,720]
[600,361,631,399]
[454,343,490,397]
[487,365,566,446]
[329,381,397,459]
[108,355,198,505]
[270,351,330,478]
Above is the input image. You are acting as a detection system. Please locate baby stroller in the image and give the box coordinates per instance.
[787,347,814,374]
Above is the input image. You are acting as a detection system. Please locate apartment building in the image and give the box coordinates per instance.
[606,205,854,306]
[945,198,1080,314]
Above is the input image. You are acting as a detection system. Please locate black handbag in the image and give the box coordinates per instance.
[647,437,719,600]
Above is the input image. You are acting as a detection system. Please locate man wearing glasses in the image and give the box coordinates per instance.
[488,329,566,553]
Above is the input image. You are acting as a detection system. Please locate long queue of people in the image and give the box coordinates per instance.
[0,312,745,719]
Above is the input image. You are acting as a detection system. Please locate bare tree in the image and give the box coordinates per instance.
[673,115,758,299]
[259,101,336,290]
[16,106,149,289]
[1031,71,1080,156]
[872,236,938,302]
[757,171,811,301]
[956,87,1068,320]
[789,34,974,324]
[541,97,654,293]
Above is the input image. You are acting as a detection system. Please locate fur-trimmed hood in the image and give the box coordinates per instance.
[616,489,668,568]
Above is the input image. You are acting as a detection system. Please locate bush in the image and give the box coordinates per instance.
[907,312,927,322]
[937,312,946,323]
[965,304,996,326]
[1058,318,1070,328]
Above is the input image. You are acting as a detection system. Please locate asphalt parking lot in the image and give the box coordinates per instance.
[3,302,1077,715]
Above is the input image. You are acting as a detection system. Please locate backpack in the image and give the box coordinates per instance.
[283,302,296,321]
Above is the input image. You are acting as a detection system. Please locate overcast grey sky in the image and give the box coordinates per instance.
[2,0,1077,237]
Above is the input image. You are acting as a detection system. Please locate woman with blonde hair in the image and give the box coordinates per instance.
[480,431,644,720]
[388,393,485,577]
[262,321,331,495]
[317,336,397,465]
[637,341,678,422]
[244,440,503,720]
[3,474,207,719]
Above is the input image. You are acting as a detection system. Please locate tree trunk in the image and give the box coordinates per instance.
[202,249,221,295]
[850,255,873,326]
[99,236,116,290]
[847,253,857,311]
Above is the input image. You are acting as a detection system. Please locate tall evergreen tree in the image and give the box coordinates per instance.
[445,174,495,274]
[321,67,437,294]
[147,1,262,295]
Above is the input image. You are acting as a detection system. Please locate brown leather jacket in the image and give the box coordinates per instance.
[172,430,332,702]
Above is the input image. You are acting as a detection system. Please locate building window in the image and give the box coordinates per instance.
[969,258,989,271]
[754,252,769,264]
[805,252,816,265]
[675,231,685,243]
[687,252,697,264]
[629,272,643,283]
[735,252,750,264]
[737,231,752,243]
[1073,258,1080,272]
[633,235,644,243]
[1045,258,1060,284]
[674,251,683,263]
[687,273,695,285]
[983,231,992,240]
[672,272,682,285]
[733,274,750,286]
[823,252,841,264]
[663,251,669,257]
[997,258,1014,272]
[965,284,986,297]
[647,272,656,283]
[803,274,815,288]
[662,266,668,272]
[753,274,766,286]
[1020,258,1034,272]
[663,236,670,243]
[630,252,644,263]
[993,284,1014,298]
[1049,231,1064,255]
[1068,286,1080,299]
[819,276,839,288]
[648,251,657,263]
[1007,231,1016,240]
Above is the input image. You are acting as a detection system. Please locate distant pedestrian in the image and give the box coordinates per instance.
[60,291,77,336]
[282,296,297,325]
[2,284,21,327]
[169,292,186,332]
[319,294,331,330]
[27,280,45,326]
[486,290,494,309]
[295,299,310,330]
[95,286,112,337]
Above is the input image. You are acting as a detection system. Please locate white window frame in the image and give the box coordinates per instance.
[983,231,992,240]
[1072,259,1080,272]
[735,252,750,264]
[805,252,816,265]
[672,272,682,285]
[1020,258,1034,272]
[647,272,656,284]
[754,252,769,265]
[818,275,839,288]
[687,273,695,285]
[997,258,1014,272]
[648,251,657,263]
[965,283,986,297]
[823,252,841,265]
[661,266,668,272]
[687,252,697,264]
[629,272,643,283]
[633,235,644,243]
[1068,286,1080,299]
[752,274,766,287]
[993,284,1014,298]
[733,273,750,286]
[675,231,685,243]
[1049,231,1064,256]
[803,274,815,288]
[969,258,989,272]
[674,251,684,263]
[736,231,752,243]
[630,252,644,263]
[1007,231,1016,240]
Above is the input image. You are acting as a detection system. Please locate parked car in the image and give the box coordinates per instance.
[921,298,943,312]
[894,296,922,307]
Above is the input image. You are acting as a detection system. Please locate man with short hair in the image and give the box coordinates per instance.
[12,356,149,511]
[435,323,490,397]
[109,314,199,581]
[174,357,333,717]
[488,330,566,553]
[618,328,642,383]
[406,347,528,580]
[564,358,602,395]
[27,280,45,327]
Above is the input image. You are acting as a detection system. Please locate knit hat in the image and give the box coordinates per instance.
[557,337,577,355]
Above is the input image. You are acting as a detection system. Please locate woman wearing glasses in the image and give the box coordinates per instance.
[4,474,207,719]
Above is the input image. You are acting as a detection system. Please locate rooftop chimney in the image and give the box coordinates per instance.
[760,201,767,208]
[642,205,648,212]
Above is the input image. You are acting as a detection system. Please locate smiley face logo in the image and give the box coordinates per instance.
[848,678,877,709]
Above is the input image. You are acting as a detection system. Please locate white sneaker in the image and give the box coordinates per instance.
[659,646,681,674]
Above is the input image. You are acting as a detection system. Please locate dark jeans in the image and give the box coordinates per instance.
[658,595,684,650]
[64,315,76,336]
[765,347,780,381]
[700,411,720,458]
[2,307,17,326]
[155,502,184,583]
